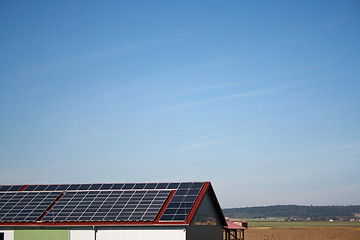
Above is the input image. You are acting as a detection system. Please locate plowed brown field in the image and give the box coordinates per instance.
[246,226,360,240]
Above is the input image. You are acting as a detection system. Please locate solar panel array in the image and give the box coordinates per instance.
[0,192,61,222]
[42,190,170,222]
[160,182,203,221]
[0,185,23,192]
[23,182,179,192]
[0,182,205,223]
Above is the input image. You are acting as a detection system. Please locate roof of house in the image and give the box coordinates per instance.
[0,181,225,227]
[224,221,247,230]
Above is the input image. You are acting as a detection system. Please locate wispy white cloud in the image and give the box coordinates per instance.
[28,43,146,74]
[163,89,273,111]
[172,81,253,98]
[262,61,339,82]
[179,140,229,151]
[259,140,360,168]
[180,62,235,71]
[317,141,360,152]
[174,62,325,98]
[177,132,247,152]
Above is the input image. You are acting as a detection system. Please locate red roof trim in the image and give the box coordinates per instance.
[224,221,247,230]
[185,181,209,225]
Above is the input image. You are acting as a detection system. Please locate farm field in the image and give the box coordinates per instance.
[244,221,360,240]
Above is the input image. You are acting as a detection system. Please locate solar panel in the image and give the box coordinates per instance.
[23,185,36,191]
[23,184,64,192]
[35,185,49,191]
[111,183,124,189]
[156,183,169,189]
[19,182,192,192]
[167,182,180,189]
[77,184,91,190]
[42,190,171,222]
[160,182,203,221]
[122,183,134,190]
[57,185,70,191]
[0,192,61,222]
[99,184,113,190]
[44,185,57,191]
[0,185,23,192]
[133,183,146,189]
[23,183,124,192]
[144,183,157,189]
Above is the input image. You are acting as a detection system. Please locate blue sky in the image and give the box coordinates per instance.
[0,0,359,207]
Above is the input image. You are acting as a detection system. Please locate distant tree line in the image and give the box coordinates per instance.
[223,205,360,220]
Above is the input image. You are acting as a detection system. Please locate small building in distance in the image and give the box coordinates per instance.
[224,220,247,240]
[0,181,245,240]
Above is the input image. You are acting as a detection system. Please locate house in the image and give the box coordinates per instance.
[0,182,245,240]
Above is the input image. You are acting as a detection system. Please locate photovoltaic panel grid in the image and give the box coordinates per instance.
[0,185,23,192]
[0,182,206,223]
[42,190,171,222]
[22,182,197,192]
[160,182,203,221]
[0,192,61,222]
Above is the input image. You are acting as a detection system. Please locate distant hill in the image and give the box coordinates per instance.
[223,205,360,220]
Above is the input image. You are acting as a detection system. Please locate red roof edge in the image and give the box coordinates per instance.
[224,220,247,230]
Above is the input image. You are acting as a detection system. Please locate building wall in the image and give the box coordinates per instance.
[14,230,69,240]
[0,230,14,240]
[96,229,186,240]
[186,191,224,240]
[69,230,94,240]
[1,228,186,240]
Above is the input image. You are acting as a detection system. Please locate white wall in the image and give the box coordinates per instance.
[70,230,95,240]
[97,229,186,240]
[1,230,14,240]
